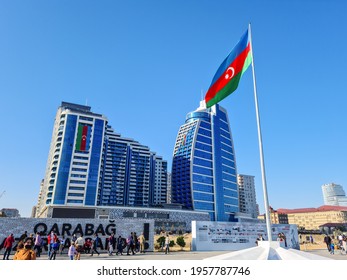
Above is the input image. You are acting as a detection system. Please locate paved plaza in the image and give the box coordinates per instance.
[1,248,346,260]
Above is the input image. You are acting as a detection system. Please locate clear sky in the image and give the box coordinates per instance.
[0,0,346,217]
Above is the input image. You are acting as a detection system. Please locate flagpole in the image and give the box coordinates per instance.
[248,23,273,242]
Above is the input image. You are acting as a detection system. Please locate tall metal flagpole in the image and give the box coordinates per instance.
[248,23,273,242]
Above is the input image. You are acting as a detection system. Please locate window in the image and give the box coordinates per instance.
[196,135,212,145]
[67,199,83,203]
[72,168,87,172]
[195,142,212,152]
[198,127,212,137]
[193,157,212,168]
[69,187,85,191]
[193,182,213,193]
[200,121,211,130]
[194,201,214,211]
[193,192,214,202]
[194,150,212,160]
[73,162,88,166]
[68,193,84,197]
[70,180,86,184]
[193,166,213,176]
[193,174,213,184]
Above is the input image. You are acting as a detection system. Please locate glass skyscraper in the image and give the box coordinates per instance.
[36,102,167,217]
[322,183,347,206]
[171,102,239,221]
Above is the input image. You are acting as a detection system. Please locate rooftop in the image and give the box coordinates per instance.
[277,205,347,214]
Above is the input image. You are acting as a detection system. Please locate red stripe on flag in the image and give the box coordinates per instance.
[80,125,88,151]
[205,43,251,104]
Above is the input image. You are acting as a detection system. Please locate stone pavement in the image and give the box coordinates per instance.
[1,250,223,261]
[1,248,346,260]
[300,248,347,260]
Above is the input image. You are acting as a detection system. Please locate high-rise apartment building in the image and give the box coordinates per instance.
[36,102,107,217]
[166,172,172,203]
[36,102,167,217]
[322,183,347,207]
[171,102,239,221]
[100,125,167,207]
[237,174,259,218]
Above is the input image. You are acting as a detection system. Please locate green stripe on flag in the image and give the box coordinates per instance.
[75,125,83,150]
[241,51,252,76]
[206,72,242,108]
[206,51,252,108]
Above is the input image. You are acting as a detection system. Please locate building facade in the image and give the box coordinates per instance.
[276,206,347,230]
[0,208,20,217]
[36,102,167,217]
[238,174,259,218]
[166,172,172,203]
[171,102,239,221]
[257,207,289,224]
[36,102,107,218]
[322,183,347,206]
[100,125,167,207]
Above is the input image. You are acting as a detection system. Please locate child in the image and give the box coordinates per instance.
[68,242,77,260]
[330,242,335,254]
[50,239,60,260]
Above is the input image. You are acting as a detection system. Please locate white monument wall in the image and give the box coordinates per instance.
[192,221,300,251]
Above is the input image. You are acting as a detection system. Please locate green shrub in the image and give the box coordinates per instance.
[156,236,165,247]
[176,236,186,249]
[169,240,175,247]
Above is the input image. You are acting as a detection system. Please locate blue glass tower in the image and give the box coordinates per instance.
[171,102,239,221]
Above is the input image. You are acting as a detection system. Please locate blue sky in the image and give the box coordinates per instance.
[0,0,346,217]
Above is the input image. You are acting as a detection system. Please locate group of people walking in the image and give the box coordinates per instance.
[106,232,146,256]
[323,234,347,255]
[1,230,147,260]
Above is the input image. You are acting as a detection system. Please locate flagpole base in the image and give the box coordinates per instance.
[204,241,330,260]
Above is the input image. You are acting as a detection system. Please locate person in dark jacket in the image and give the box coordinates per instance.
[90,233,100,256]
[19,231,27,242]
[116,235,124,255]
[324,234,332,251]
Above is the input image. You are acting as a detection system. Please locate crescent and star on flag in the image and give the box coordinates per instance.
[225,67,235,80]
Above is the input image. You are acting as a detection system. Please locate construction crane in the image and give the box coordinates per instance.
[0,191,5,199]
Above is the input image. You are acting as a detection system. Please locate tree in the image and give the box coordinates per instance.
[176,236,186,250]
